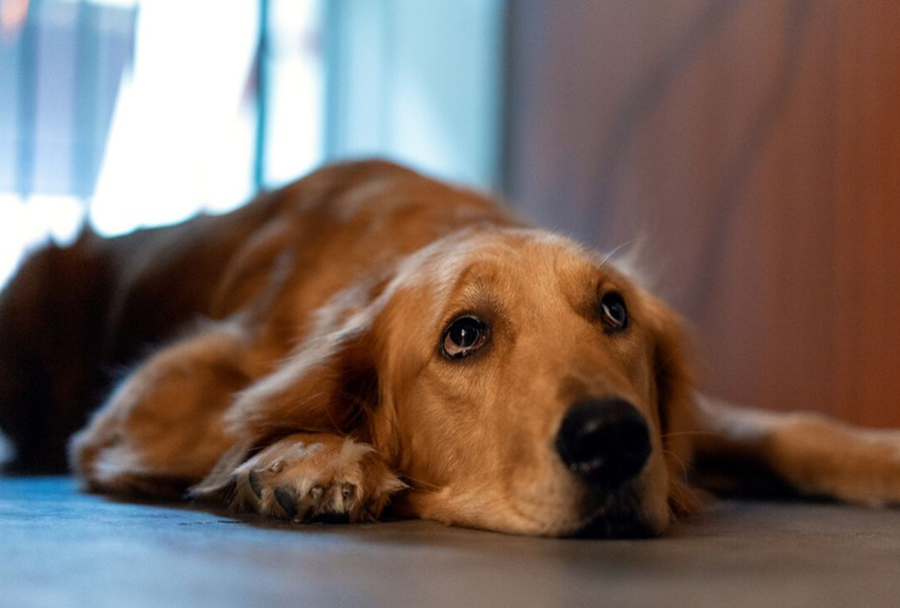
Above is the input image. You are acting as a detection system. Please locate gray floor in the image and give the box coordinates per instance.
[2,477,899,608]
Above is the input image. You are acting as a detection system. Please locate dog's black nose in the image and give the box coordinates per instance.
[555,398,651,489]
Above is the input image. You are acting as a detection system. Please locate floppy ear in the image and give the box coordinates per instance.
[191,283,386,499]
[641,292,703,515]
[231,313,379,441]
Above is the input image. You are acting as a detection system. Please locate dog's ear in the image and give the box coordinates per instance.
[191,282,387,500]
[232,309,381,440]
[642,293,701,514]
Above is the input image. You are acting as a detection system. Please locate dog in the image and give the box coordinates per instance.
[2,159,899,537]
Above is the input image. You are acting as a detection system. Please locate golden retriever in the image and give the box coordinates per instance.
[2,160,899,537]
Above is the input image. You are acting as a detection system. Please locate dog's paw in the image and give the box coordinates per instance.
[226,435,406,523]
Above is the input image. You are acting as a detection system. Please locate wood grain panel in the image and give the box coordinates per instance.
[504,0,900,426]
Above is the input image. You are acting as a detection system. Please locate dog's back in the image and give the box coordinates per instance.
[0,159,510,473]
[0,191,287,473]
[0,232,114,472]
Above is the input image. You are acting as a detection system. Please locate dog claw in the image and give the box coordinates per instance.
[274,487,299,519]
[341,483,355,500]
[228,437,403,523]
[248,470,263,499]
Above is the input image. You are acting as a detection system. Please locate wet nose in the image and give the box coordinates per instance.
[555,398,651,489]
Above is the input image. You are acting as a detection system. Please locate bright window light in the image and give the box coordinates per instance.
[89,1,260,235]
[0,0,504,293]
[0,0,324,290]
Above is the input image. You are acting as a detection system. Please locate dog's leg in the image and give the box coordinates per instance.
[191,433,406,522]
[69,324,252,497]
[185,284,405,522]
[689,396,900,506]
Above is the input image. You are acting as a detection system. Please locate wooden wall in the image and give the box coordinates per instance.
[504,0,900,427]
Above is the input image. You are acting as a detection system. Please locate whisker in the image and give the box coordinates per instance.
[598,240,638,267]
[661,430,717,439]
[401,474,442,492]
[663,448,691,482]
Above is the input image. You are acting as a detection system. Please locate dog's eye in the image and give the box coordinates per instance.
[442,316,489,359]
[600,292,629,332]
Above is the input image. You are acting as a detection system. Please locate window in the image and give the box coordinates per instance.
[0,0,504,289]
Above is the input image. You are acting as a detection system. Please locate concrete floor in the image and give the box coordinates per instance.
[2,477,899,608]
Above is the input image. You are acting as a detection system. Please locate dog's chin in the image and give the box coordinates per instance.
[571,511,660,539]
[564,488,671,539]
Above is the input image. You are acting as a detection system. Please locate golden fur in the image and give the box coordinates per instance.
[2,160,900,537]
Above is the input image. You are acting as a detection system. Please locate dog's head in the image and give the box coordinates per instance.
[366,229,696,537]
[232,227,696,537]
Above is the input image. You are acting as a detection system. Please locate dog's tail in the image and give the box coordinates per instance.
[0,230,113,473]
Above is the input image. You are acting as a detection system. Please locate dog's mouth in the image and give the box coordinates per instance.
[565,487,666,539]
[572,511,658,539]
